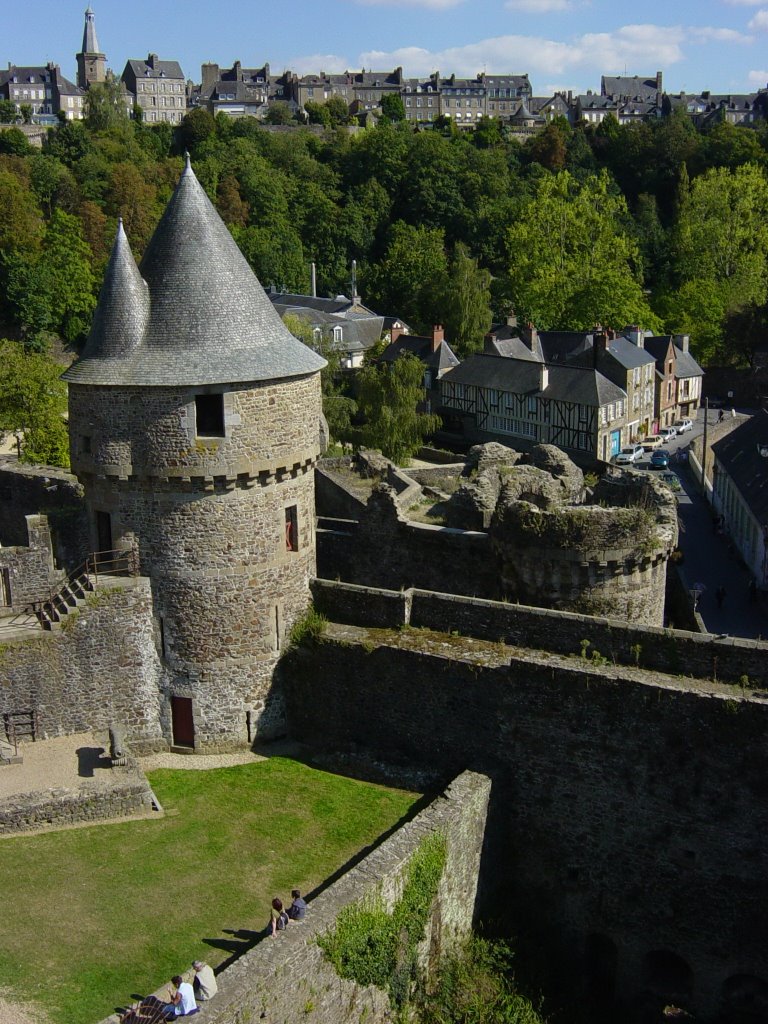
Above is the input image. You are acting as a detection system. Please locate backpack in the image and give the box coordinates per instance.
[277,910,289,930]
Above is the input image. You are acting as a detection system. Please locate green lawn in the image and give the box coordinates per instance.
[0,757,418,1024]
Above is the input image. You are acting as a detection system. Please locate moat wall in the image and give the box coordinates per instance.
[98,770,490,1024]
[0,578,165,753]
[285,595,768,1020]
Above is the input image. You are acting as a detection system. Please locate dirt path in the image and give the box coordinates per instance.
[0,992,51,1024]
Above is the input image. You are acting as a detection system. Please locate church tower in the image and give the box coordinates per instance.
[63,158,326,751]
[76,7,106,89]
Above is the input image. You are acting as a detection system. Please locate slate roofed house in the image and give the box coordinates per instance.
[711,410,768,585]
[643,334,704,426]
[379,325,459,412]
[121,53,185,123]
[267,289,384,369]
[197,61,294,119]
[601,72,662,102]
[439,353,628,464]
[0,63,85,121]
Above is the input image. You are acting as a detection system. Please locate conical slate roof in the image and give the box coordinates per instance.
[81,8,101,55]
[64,159,325,386]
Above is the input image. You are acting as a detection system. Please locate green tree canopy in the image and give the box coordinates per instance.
[439,243,492,356]
[380,93,406,123]
[506,170,659,331]
[363,221,449,331]
[85,75,131,133]
[0,341,69,466]
[356,352,440,463]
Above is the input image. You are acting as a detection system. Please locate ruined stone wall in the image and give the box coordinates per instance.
[283,623,768,1020]
[68,376,322,749]
[0,459,89,570]
[0,578,165,752]
[97,771,490,1024]
[310,579,768,688]
[0,762,154,835]
[0,515,60,609]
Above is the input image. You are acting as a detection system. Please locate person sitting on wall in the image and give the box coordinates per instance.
[270,896,289,936]
[161,976,198,1018]
[192,960,217,1001]
[287,888,307,921]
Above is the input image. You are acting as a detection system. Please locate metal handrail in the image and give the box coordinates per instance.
[27,546,139,623]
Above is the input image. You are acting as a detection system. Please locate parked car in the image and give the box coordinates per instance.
[641,435,665,451]
[658,427,677,443]
[674,419,693,434]
[614,444,645,464]
[650,449,670,469]
[660,471,682,492]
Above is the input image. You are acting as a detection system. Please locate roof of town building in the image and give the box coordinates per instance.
[64,158,325,387]
[712,410,768,525]
[442,354,625,407]
[125,56,184,80]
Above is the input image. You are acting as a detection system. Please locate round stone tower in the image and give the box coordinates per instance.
[64,159,326,751]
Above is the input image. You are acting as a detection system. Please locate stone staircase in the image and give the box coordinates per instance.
[33,566,95,630]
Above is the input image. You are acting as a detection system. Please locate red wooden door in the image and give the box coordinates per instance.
[171,696,194,748]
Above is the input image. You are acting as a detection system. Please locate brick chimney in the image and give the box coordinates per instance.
[625,325,644,348]
[390,325,404,344]
[431,325,444,353]
[674,333,690,353]
[521,321,538,352]
[593,330,608,369]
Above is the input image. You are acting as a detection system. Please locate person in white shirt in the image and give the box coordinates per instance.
[162,975,197,1018]
[192,960,218,1001]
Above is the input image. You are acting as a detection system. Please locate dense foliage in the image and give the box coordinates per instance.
[1,110,767,369]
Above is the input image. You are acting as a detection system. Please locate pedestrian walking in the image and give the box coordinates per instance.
[716,585,727,609]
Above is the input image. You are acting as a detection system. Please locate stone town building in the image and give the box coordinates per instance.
[195,61,296,119]
[76,6,106,91]
[0,63,85,121]
[121,53,186,124]
[62,157,326,749]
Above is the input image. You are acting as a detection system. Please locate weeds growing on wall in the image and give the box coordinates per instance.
[318,831,446,1010]
[414,934,547,1024]
[287,605,327,648]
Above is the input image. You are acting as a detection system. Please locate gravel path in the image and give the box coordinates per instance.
[0,732,123,799]
[139,750,265,771]
[0,993,51,1024]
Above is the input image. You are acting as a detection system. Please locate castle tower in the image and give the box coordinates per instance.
[63,159,326,751]
[76,7,106,89]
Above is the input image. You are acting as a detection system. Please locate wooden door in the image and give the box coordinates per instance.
[171,696,194,748]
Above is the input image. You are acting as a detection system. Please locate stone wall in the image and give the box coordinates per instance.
[283,622,768,1020]
[310,579,768,688]
[0,578,165,753]
[0,515,60,610]
[0,459,89,570]
[0,762,154,835]
[97,770,490,1024]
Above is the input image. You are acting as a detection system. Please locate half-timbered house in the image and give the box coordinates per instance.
[439,354,628,464]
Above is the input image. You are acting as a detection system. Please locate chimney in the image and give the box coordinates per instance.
[656,70,663,92]
[625,325,644,348]
[674,333,690,353]
[431,325,444,353]
[147,53,159,69]
[506,310,518,328]
[201,63,219,93]
[539,364,549,391]
[390,325,404,344]
[593,330,607,368]
[521,321,538,352]
[310,262,316,298]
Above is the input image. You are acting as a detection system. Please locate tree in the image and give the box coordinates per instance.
[440,243,492,356]
[363,221,449,332]
[0,127,32,156]
[355,352,440,463]
[263,101,295,125]
[304,101,331,127]
[325,96,350,127]
[177,108,216,155]
[85,75,130,132]
[525,118,569,171]
[0,100,18,124]
[0,340,69,466]
[380,94,406,123]
[506,170,658,331]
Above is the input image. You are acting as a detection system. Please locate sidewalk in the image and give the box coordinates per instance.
[675,464,768,639]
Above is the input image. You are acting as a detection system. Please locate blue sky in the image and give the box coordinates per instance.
[7,1,768,96]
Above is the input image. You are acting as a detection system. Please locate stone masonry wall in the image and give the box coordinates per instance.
[0,515,60,610]
[97,771,490,1024]
[283,624,768,1020]
[0,459,89,571]
[0,578,165,752]
[0,763,154,836]
[311,578,768,687]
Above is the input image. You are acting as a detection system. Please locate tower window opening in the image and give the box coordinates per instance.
[285,505,298,551]
[195,394,225,437]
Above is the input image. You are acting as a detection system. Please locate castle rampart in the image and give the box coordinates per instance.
[283,613,768,1019]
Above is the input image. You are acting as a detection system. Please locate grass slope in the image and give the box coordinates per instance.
[0,757,417,1024]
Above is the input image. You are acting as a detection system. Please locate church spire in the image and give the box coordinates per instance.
[77,7,106,90]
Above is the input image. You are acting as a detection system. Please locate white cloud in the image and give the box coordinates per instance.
[286,53,352,74]
[689,26,753,42]
[723,0,762,5]
[748,8,768,28]
[505,0,571,11]
[748,68,768,82]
